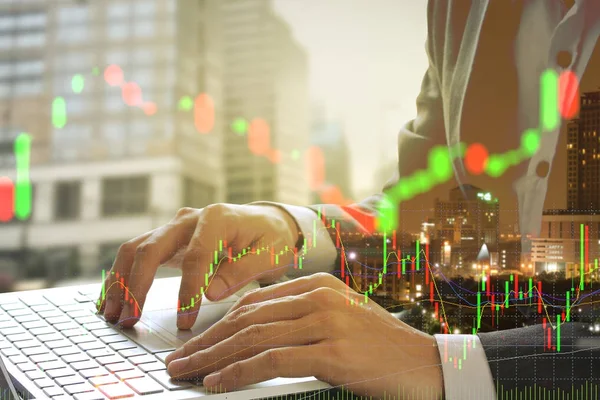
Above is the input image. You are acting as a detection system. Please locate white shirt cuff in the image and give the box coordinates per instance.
[249,202,337,278]
[434,334,496,399]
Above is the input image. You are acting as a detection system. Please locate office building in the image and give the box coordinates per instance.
[434,185,500,249]
[530,209,600,280]
[220,0,310,206]
[310,105,353,204]
[567,91,600,211]
[0,0,225,280]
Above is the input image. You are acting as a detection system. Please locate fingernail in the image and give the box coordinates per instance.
[203,372,221,387]
[165,348,183,365]
[168,356,190,375]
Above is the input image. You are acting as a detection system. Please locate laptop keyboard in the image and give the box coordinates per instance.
[0,293,198,399]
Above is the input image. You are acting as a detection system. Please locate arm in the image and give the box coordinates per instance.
[478,322,600,395]
[256,19,448,279]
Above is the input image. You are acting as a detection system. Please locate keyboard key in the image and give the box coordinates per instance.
[125,377,164,395]
[83,322,111,331]
[98,382,135,399]
[22,320,49,329]
[62,353,89,363]
[118,347,146,358]
[1,347,19,357]
[55,374,86,387]
[35,378,56,389]
[46,339,73,349]
[14,339,42,349]
[74,390,107,400]
[8,308,32,317]
[72,360,99,371]
[47,367,76,379]
[30,326,57,336]
[1,302,25,311]
[31,353,58,363]
[25,369,47,380]
[79,341,106,351]
[23,346,51,357]
[43,385,65,397]
[60,304,85,312]
[6,332,34,342]
[110,341,137,352]
[101,335,128,345]
[67,310,92,319]
[37,333,65,343]
[71,335,97,345]
[96,355,125,366]
[114,368,144,381]
[155,351,171,363]
[30,304,56,312]
[17,361,37,372]
[14,314,40,324]
[0,326,25,336]
[20,297,48,307]
[92,328,118,338]
[148,370,193,391]
[47,316,72,325]
[38,360,67,371]
[65,382,95,395]
[62,328,89,338]
[139,362,166,373]
[89,374,119,386]
[79,367,109,379]
[87,348,115,358]
[44,294,77,307]
[54,346,81,356]
[106,362,134,373]
[54,322,80,331]
[75,295,93,303]
[8,354,28,364]
[75,316,100,325]
[127,354,157,365]
[39,310,64,319]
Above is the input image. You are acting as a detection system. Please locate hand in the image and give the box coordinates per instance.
[97,203,300,329]
[164,273,444,399]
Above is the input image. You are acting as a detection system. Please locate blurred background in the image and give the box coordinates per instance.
[0,0,428,292]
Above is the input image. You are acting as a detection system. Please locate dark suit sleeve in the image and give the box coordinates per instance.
[306,2,448,251]
[478,323,600,395]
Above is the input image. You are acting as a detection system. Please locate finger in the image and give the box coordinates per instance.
[226,272,346,317]
[118,212,199,327]
[177,204,240,330]
[166,295,314,364]
[203,346,324,391]
[99,232,151,322]
[167,314,329,380]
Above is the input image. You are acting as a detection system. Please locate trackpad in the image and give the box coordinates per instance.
[139,278,260,346]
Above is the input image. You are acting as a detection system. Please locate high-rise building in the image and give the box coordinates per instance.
[567,91,600,211]
[220,0,310,206]
[0,0,225,279]
[310,105,352,204]
[434,184,500,250]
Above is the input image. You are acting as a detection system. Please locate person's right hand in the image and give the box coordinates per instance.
[97,204,300,330]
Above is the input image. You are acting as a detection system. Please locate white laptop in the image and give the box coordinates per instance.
[0,277,331,399]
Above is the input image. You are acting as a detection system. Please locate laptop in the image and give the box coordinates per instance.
[0,277,331,399]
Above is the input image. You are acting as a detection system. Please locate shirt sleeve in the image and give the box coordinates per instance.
[249,201,337,279]
[434,334,496,399]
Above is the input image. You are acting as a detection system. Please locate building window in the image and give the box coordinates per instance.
[98,242,122,272]
[183,177,215,209]
[54,181,81,221]
[101,176,149,216]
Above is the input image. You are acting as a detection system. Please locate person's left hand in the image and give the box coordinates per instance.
[164,273,444,399]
